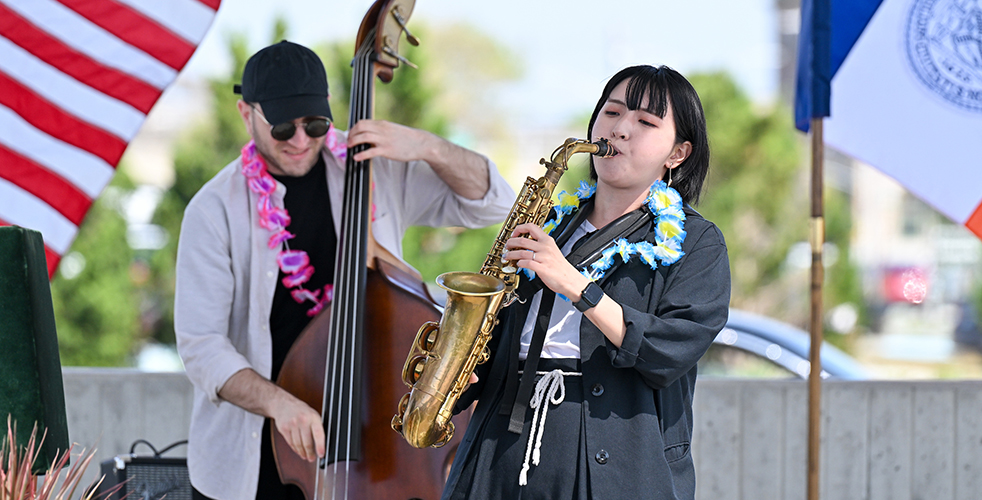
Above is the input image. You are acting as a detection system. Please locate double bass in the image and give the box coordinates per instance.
[272,1,464,498]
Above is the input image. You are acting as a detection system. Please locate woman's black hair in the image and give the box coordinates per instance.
[587,65,710,206]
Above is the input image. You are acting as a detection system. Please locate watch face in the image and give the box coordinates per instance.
[583,282,603,307]
[576,282,603,312]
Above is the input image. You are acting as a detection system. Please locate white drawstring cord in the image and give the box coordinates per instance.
[518,369,580,486]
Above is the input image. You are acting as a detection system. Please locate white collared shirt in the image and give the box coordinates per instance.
[518,219,597,360]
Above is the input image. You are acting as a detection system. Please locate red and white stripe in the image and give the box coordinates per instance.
[0,0,221,277]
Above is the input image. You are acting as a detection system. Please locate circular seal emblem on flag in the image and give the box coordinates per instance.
[905,0,982,113]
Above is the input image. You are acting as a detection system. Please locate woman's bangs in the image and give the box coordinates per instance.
[624,71,669,118]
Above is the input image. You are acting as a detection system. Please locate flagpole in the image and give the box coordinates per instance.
[808,116,824,500]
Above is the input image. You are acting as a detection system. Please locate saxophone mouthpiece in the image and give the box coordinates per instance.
[592,138,616,158]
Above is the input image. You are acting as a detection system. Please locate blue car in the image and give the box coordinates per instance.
[699,309,869,380]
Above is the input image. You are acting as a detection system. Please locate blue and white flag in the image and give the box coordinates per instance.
[796,0,982,239]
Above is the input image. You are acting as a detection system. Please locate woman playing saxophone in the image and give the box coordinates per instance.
[441,65,731,500]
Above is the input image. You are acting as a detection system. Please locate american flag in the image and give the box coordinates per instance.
[0,0,221,277]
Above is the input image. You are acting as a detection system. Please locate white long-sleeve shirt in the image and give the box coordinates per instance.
[174,136,513,500]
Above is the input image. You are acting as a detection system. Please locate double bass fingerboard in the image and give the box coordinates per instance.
[321,37,376,468]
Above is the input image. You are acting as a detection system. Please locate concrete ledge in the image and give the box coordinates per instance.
[60,370,982,499]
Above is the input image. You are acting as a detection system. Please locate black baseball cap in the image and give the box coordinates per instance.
[233,40,333,125]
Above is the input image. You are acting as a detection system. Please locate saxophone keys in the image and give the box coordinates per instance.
[391,393,411,432]
[433,422,455,448]
[416,321,440,351]
[403,354,428,386]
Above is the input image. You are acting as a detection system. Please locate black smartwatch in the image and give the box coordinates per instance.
[573,282,604,312]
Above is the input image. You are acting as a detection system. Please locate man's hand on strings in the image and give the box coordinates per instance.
[346,119,491,199]
[347,119,435,163]
[269,396,326,462]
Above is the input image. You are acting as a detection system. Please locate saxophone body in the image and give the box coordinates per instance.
[391,138,613,448]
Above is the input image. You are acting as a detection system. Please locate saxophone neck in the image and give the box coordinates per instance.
[541,138,615,183]
[554,137,614,163]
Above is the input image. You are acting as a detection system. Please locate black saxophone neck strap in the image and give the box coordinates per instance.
[501,202,653,432]
[515,201,652,302]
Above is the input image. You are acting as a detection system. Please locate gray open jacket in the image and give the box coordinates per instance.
[445,205,731,500]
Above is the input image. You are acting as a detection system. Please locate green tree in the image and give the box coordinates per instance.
[690,72,865,339]
[692,72,803,304]
[50,172,140,366]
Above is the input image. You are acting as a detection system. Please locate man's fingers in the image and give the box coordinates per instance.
[312,420,326,458]
[290,426,309,461]
[299,425,316,462]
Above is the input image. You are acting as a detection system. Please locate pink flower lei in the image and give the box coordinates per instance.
[241,125,347,317]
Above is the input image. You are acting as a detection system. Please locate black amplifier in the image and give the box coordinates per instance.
[94,440,191,500]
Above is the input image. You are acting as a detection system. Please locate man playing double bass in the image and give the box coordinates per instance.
[174,40,514,500]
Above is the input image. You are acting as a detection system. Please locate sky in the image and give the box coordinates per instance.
[174,0,780,129]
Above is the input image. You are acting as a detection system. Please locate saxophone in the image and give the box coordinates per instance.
[391,138,614,448]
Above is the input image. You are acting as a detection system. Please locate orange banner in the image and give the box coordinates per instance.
[967,201,982,240]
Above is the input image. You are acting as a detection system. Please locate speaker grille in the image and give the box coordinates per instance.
[96,457,192,500]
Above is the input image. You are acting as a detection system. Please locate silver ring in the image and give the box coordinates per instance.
[531,251,536,261]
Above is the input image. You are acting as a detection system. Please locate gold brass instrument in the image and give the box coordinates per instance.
[391,138,615,448]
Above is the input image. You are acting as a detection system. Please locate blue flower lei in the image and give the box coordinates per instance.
[527,179,687,284]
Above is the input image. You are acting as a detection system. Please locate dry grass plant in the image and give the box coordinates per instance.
[1,417,110,500]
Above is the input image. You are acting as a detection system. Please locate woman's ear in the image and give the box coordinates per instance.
[668,141,693,168]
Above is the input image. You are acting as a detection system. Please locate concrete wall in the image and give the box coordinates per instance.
[693,379,982,500]
[61,370,982,499]
[62,368,193,491]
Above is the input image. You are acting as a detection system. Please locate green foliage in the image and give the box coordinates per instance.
[824,188,866,318]
[686,72,865,334]
[692,72,803,303]
[50,173,139,367]
[402,225,502,281]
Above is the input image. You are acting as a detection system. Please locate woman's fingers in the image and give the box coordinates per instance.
[510,222,548,240]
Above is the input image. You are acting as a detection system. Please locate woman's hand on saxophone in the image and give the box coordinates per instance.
[464,372,479,391]
[504,223,591,302]
[506,223,630,348]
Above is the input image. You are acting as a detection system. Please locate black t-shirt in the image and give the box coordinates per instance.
[268,157,337,381]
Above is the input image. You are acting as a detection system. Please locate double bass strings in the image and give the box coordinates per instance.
[319,31,376,500]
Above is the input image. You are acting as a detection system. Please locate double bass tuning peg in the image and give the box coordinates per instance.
[391,7,420,46]
[383,41,418,69]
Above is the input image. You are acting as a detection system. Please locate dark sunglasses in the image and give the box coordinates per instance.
[250,104,330,141]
